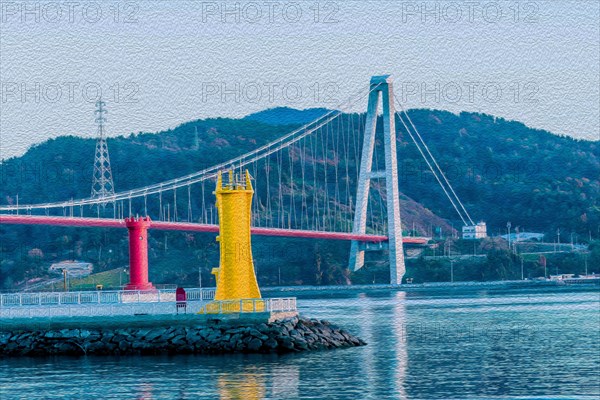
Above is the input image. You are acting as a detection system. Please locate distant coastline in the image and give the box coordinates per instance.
[262,279,600,296]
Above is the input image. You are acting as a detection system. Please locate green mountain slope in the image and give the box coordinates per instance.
[0,108,598,288]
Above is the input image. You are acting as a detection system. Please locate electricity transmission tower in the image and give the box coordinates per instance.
[90,99,115,205]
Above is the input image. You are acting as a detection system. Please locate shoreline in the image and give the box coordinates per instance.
[5,278,598,297]
[261,279,599,296]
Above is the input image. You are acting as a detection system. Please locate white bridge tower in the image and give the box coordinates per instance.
[349,75,405,284]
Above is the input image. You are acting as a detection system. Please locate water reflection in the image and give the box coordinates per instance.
[357,292,376,394]
[356,291,408,399]
[135,383,154,400]
[392,292,408,400]
[217,371,265,400]
[0,289,597,399]
[269,365,299,398]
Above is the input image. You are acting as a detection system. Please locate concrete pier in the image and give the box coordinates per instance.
[0,287,368,357]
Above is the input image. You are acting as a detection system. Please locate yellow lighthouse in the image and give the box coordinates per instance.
[211,170,261,301]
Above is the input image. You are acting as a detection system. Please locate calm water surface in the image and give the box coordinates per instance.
[1,287,599,399]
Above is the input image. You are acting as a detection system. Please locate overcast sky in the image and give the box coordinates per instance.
[1,0,599,159]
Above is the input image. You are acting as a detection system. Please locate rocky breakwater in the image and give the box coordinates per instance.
[0,316,366,356]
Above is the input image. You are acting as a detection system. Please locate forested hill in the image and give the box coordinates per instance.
[0,108,599,289]
[2,108,598,236]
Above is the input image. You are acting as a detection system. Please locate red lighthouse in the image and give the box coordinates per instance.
[124,216,154,290]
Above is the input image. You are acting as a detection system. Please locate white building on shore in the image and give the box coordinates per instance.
[462,222,487,240]
[48,260,93,277]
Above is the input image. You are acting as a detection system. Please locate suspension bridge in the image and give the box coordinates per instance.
[0,76,477,285]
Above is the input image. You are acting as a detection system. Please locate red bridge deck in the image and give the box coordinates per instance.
[0,215,429,244]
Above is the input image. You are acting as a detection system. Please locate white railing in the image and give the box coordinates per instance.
[0,288,216,308]
[267,297,297,313]
[1,302,207,319]
[0,288,295,319]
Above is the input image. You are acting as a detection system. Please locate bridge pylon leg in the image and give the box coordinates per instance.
[349,75,405,285]
[124,216,155,290]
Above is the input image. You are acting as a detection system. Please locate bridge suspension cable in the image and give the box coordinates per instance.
[393,93,475,226]
[2,77,473,242]
[0,85,375,212]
